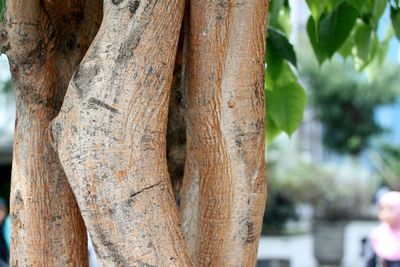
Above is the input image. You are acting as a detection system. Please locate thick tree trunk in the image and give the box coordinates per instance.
[181,1,268,266]
[4,0,102,265]
[51,1,192,265]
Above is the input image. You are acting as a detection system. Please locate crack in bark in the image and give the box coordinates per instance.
[88,97,119,114]
[129,181,163,200]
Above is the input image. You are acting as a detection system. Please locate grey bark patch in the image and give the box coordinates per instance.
[137,260,157,267]
[87,98,119,114]
[72,63,100,99]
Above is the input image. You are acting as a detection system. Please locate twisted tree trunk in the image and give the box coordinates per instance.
[4,0,268,265]
[51,0,192,265]
[181,1,268,266]
[3,1,102,265]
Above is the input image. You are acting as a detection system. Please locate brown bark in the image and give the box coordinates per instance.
[4,1,102,265]
[51,1,192,265]
[181,1,268,266]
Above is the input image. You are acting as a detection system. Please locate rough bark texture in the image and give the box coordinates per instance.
[181,1,268,266]
[51,1,192,265]
[4,0,102,265]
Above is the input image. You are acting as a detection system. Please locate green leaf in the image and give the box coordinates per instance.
[351,22,378,70]
[267,27,297,67]
[269,0,285,27]
[338,34,353,58]
[306,0,328,21]
[327,0,346,11]
[0,0,3,21]
[265,47,283,90]
[318,3,359,57]
[307,16,329,63]
[266,114,282,145]
[268,68,307,136]
[371,0,387,29]
[347,0,365,13]
[391,7,400,40]
[307,3,358,63]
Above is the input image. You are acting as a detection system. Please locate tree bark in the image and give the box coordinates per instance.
[181,1,268,266]
[4,0,102,265]
[51,0,192,265]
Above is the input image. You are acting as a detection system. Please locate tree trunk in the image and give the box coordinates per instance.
[4,0,102,265]
[51,1,192,265]
[181,1,268,266]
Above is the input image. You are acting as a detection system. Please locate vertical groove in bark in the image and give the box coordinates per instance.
[167,4,190,199]
[181,0,268,266]
[51,1,192,265]
[5,0,102,265]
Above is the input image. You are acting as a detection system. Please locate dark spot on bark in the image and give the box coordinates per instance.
[14,190,23,205]
[244,220,256,244]
[112,0,124,5]
[235,139,242,147]
[129,0,140,14]
[216,0,229,20]
[88,98,119,114]
[93,224,129,265]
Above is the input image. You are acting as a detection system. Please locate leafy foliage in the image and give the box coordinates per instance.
[266,0,400,144]
[302,61,400,155]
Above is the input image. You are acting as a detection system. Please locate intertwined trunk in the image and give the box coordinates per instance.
[3,0,102,265]
[180,1,268,266]
[51,1,192,265]
[5,0,268,265]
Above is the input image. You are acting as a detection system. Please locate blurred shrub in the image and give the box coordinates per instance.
[302,61,400,155]
[262,177,298,235]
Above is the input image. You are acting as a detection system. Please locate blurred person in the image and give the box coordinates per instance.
[0,199,9,266]
[366,191,400,267]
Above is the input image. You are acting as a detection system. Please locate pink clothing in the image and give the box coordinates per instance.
[371,191,400,261]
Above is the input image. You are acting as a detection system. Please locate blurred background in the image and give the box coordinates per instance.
[1,0,400,267]
[259,0,400,266]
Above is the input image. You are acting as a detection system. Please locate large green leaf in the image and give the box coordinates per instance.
[268,65,307,136]
[318,3,359,57]
[267,27,297,67]
[307,3,358,63]
[391,7,400,40]
[352,22,378,70]
[307,16,329,63]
